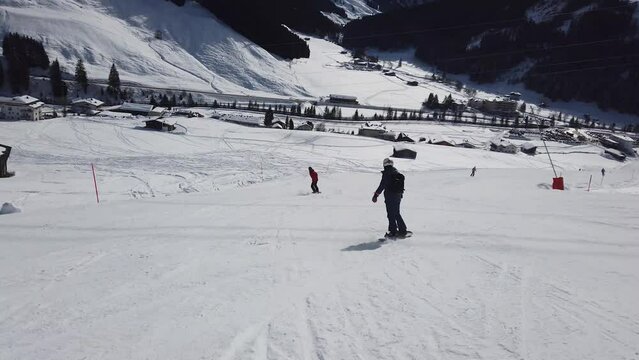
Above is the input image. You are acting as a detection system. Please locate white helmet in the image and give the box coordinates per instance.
[383,158,394,167]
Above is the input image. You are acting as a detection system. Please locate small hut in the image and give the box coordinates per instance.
[520,142,537,155]
[392,145,417,159]
[296,121,314,131]
[144,118,177,132]
[358,122,396,141]
[490,139,518,154]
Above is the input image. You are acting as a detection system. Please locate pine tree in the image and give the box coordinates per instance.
[49,59,67,101]
[264,108,274,126]
[170,94,177,108]
[107,63,120,95]
[352,109,359,120]
[0,61,4,88]
[187,93,195,106]
[426,93,434,108]
[442,94,453,110]
[75,59,88,93]
[160,94,170,107]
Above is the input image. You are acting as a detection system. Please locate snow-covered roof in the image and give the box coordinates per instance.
[329,94,357,101]
[28,101,45,109]
[151,107,167,113]
[491,97,515,103]
[0,95,41,106]
[119,102,154,113]
[609,134,634,143]
[72,98,104,107]
[491,139,515,147]
[521,142,537,150]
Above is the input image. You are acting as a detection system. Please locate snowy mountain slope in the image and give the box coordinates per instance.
[331,0,379,19]
[1,115,638,360]
[0,0,307,96]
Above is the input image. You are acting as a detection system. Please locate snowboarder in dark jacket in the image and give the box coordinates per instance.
[309,167,320,193]
[372,158,408,238]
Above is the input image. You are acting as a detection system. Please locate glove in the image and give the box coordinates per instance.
[372,193,378,203]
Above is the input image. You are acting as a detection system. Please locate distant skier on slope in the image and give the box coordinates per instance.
[308,167,320,193]
[470,166,477,177]
[372,158,411,239]
[601,168,606,177]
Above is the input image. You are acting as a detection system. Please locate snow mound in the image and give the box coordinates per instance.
[0,202,21,215]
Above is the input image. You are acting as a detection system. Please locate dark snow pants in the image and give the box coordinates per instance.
[311,181,319,193]
[385,193,406,235]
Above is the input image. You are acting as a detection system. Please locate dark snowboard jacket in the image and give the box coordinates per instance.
[375,165,403,198]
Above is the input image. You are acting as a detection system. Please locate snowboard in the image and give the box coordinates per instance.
[379,231,412,242]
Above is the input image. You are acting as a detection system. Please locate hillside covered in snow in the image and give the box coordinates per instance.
[0,0,309,96]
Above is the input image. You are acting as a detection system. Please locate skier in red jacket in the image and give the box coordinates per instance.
[308,167,320,193]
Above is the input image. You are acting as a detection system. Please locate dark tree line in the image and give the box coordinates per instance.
[423,93,455,111]
[2,33,49,92]
[344,0,639,115]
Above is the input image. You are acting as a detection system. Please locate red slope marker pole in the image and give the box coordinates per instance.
[587,174,592,192]
[91,163,100,204]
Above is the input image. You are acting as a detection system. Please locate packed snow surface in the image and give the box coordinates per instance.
[1,114,638,359]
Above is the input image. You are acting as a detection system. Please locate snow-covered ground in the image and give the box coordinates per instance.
[1,115,638,359]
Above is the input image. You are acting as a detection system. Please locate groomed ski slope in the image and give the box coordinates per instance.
[1,116,638,360]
